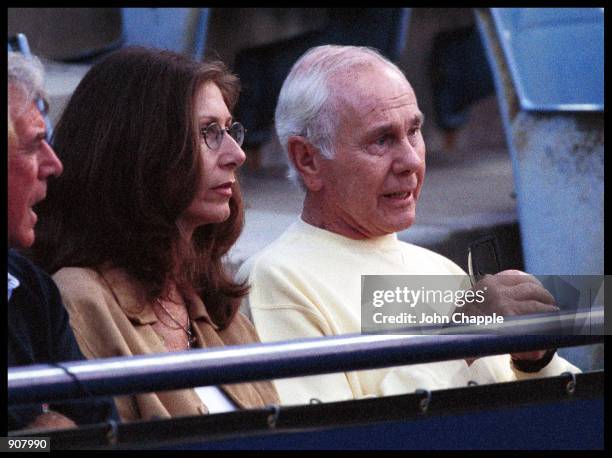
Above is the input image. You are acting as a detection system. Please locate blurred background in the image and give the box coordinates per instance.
[8,8,604,369]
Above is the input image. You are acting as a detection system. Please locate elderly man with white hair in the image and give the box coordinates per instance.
[237,45,579,406]
[8,50,117,431]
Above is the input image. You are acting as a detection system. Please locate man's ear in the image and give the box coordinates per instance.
[287,136,325,191]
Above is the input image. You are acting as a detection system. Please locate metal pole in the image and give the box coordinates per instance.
[9,319,603,405]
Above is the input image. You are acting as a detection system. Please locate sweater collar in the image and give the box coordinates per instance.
[295,218,399,251]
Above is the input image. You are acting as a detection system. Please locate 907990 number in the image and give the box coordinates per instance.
[3,438,49,451]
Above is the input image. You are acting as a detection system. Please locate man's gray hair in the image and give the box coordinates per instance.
[274,45,405,184]
[8,51,46,132]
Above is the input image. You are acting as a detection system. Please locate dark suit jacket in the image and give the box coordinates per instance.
[7,249,118,432]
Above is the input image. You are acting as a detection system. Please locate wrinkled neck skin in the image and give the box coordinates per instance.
[301,191,372,240]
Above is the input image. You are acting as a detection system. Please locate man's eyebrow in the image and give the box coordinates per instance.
[368,114,425,136]
[28,129,48,147]
[367,122,395,137]
[412,112,425,126]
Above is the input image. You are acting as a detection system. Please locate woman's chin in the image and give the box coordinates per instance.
[180,206,231,230]
[208,205,232,224]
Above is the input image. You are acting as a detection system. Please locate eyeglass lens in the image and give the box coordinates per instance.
[203,122,245,149]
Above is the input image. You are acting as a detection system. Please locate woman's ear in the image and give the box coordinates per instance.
[287,136,325,192]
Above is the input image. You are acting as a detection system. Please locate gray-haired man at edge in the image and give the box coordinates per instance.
[7,51,117,431]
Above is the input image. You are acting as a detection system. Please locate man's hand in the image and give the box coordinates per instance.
[466,270,557,317]
[26,410,77,431]
[464,269,558,362]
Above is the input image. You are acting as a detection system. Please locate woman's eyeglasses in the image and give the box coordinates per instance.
[200,122,245,150]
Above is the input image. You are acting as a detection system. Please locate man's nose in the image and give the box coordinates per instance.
[39,141,63,178]
[393,138,424,175]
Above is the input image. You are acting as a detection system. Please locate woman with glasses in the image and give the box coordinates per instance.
[32,47,278,421]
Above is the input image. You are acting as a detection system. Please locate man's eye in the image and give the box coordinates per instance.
[408,127,421,137]
[375,134,392,146]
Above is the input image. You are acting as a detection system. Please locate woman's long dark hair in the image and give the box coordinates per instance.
[33,47,247,328]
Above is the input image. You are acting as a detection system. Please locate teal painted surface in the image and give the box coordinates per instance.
[121,8,208,59]
[477,9,604,371]
[477,9,604,276]
[491,8,604,111]
[510,112,604,275]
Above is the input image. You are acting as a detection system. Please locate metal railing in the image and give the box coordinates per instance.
[8,308,604,405]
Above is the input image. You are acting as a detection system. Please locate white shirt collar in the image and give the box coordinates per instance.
[7,272,20,301]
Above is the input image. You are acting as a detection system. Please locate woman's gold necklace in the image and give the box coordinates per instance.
[155,298,196,349]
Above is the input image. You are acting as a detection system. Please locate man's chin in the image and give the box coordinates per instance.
[377,221,414,237]
[9,229,35,249]
[390,213,416,233]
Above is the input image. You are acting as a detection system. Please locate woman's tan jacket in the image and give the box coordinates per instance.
[53,265,279,422]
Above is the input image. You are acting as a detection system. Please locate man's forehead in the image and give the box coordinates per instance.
[334,70,419,122]
[362,92,418,116]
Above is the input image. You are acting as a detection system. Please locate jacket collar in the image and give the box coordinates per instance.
[97,265,219,330]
